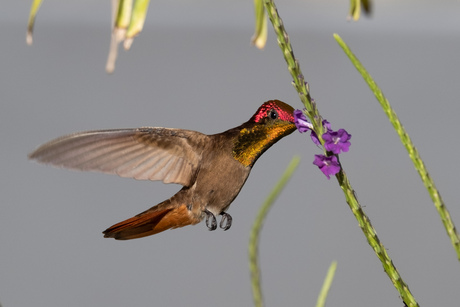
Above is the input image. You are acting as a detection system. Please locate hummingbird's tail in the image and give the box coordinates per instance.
[103,202,200,240]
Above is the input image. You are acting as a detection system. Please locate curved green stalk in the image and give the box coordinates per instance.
[249,155,300,307]
[334,33,460,260]
[262,0,419,306]
[316,261,337,307]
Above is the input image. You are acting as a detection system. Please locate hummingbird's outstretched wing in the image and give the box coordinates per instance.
[29,127,207,187]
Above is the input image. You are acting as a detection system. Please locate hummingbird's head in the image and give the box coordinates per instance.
[233,100,296,167]
[249,100,295,125]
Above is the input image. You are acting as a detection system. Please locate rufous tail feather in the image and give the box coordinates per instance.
[103,204,197,240]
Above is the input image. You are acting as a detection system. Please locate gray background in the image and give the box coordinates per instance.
[2,1,460,306]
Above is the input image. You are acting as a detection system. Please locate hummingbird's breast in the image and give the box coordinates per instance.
[191,133,251,217]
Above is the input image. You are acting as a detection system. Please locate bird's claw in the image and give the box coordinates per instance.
[205,209,217,231]
[219,212,232,231]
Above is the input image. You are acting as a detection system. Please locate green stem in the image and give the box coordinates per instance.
[334,33,460,260]
[316,261,338,307]
[336,167,419,306]
[249,155,300,307]
[262,0,323,138]
[262,0,419,306]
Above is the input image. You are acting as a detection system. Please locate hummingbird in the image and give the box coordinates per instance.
[29,100,296,240]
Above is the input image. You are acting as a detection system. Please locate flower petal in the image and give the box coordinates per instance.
[313,154,340,179]
[323,129,351,154]
[293,109,313,133]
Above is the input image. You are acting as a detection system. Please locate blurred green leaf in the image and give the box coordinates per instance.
[116,0,133,29]
[348,0,361,21]
[107,0,150,73]
[125,0,150,49]
[348,0,372,21]
[251,0,267,49]
[362,0,372,15]
[26,0,43,45]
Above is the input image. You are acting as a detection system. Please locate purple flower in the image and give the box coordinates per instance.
[310,119,332,145]
[310,131,321,145]
[322,129,351,154]
[294,110,352,156]
[313,154,340,179]
[293,109,313,133]
[322,120,331,131]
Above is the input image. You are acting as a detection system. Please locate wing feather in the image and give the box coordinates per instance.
[29,128,207,186]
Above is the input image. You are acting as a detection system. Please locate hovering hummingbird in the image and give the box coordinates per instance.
[29,100,296,240]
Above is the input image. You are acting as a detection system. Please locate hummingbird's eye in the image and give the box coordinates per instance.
[268,109,278,120]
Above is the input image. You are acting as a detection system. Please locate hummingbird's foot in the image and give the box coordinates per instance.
[219,212,232,231]
[204,209,217,231]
